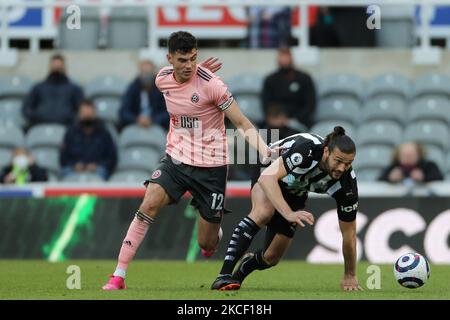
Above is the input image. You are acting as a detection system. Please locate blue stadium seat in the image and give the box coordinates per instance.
[412,73,450,99]
[404,120,450,150]
[26,124,66,149]
[0,99,26,128]
[0,75,33,99]
[0,125,25,150]
[408,97,450,126]
[310,120,355,139]
[366,73,411,100]
[356,120,403,147]
[235,94,264,124]
[361,96,407,125]
[352,145,393,171]
[85,75,127,99]
[315,97,361,124]
[318,73,364,102]
[119,124,166,153]
[30,147,60,176]
[118,147,161,173]
[108,7,148,49]
[425,145,446,174]
[227,73,263,95]
[57,7,101,50]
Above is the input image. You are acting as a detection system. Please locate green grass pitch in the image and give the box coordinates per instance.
[1,260,449,300]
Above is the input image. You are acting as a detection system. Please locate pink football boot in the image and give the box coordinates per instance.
[102,275,126,290]
[201,227,223,258]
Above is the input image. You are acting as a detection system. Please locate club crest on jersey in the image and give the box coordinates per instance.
[290,153,303,166]
[191,93,200,103]
[151,170,162,179]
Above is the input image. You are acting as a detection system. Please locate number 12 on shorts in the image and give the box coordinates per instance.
[211,193,224,210]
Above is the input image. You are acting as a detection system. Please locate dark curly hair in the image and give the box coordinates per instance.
[323,126,356,154]
[168,31,197,54]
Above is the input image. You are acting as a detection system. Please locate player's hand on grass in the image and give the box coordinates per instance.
[340,275,363,291]
[288,210,314,227]
[200,57,222,73]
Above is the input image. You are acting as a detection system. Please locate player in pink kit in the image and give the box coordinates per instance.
[103,31,273,290]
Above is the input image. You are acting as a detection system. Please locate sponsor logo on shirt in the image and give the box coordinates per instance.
[340,202,358,213]
[290,153,303,166]
[180,116,200,128]
[151,170,162,179]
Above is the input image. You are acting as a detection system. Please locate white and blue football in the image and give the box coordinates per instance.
[394,253,430,289]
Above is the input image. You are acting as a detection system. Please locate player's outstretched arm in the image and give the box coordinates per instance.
[339,220,363,291]
[258,158,314,227]
[224,100,272,160]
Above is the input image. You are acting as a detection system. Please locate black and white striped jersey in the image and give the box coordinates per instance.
[269,132,359,222]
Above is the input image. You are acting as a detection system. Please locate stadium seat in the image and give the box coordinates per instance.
[85,75,127,99]
[352,145,393,171]
[403,121,450,150]
[105,122,119,145]
[310,120,355,139]
[108,7,148,49]
[356,120,403,147]
[354,168,382,182]
[315,97,361,124]
[26,124,66,149]
[30,147,60,175]
[57,7,101,50]
[318,73,364,101]
[446,153,450,175]
[361,96,407,126]
[424,145,446,174]
[118,147,161,172]
[109,170,150,182]
[0,99,26,128]
[235,94,264,124]
[119,125,166,153]
[62,172,105,182]
[94,97,121,125]
[366,73,411,100]
[227,73,263,95]
[412,73,450,99]
[0,125,25,150]
[287,119,308,133]
[0,75,33,98]
[0,148,12,169]
[408,97,450,126]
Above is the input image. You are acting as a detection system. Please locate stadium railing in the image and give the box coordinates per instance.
[1,0,450,65]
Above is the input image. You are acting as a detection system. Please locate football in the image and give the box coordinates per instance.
[394,253,431,289]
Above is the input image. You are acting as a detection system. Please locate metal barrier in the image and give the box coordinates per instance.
[1,0,450,65]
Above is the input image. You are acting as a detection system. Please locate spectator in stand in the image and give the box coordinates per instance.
[262,48,317,129]
[0,148,48,184]
[378,142,443,185]
[119,60,169,130]
[60,100,117,180]
[22,53,84,127]
[247,6,292,48]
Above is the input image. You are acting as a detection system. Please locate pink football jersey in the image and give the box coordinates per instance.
[155,65,234,167]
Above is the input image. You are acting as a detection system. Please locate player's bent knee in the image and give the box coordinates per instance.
[139,199,161,218]
[249,208,272,226]
[263,251,281,266]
